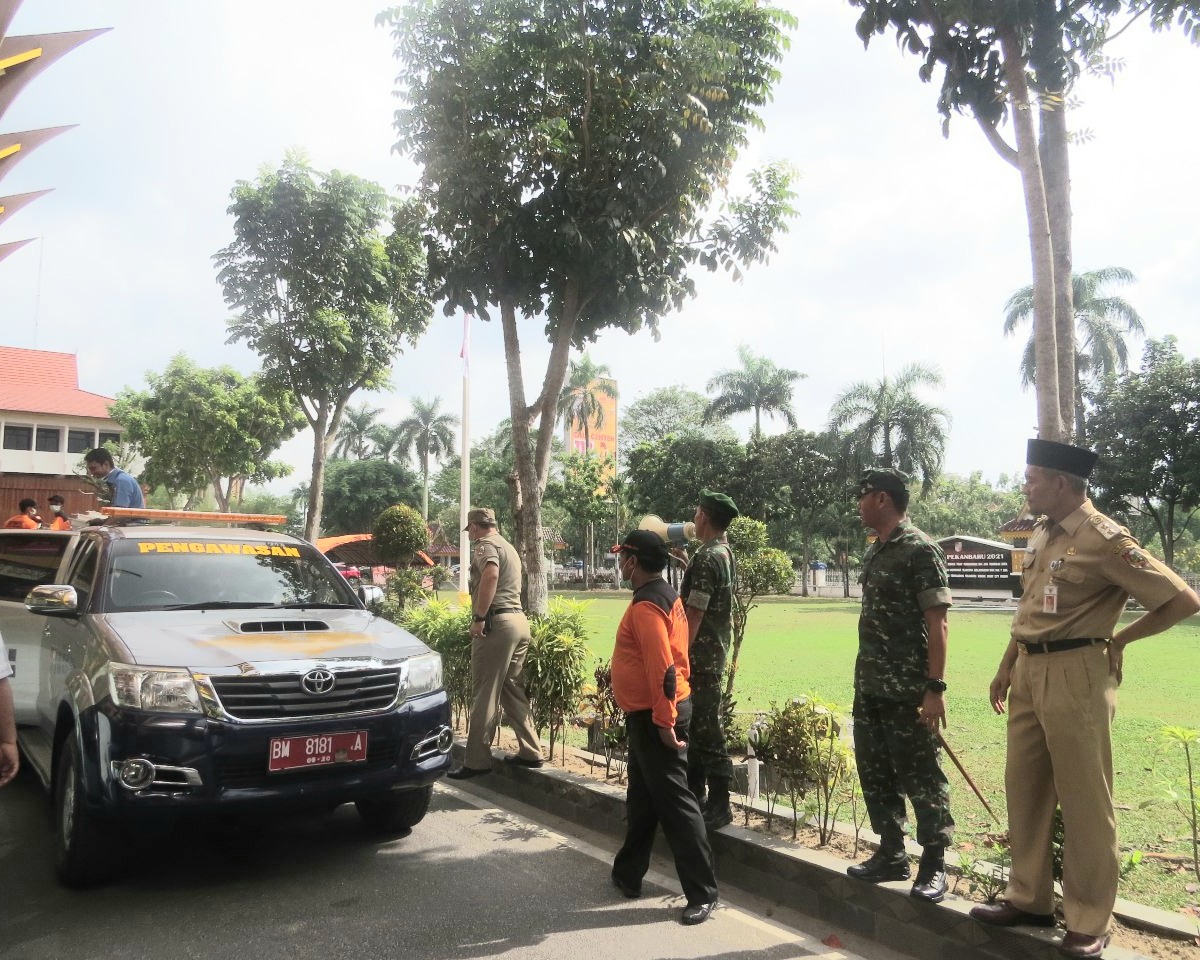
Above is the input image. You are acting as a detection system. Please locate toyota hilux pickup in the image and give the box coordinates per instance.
[0,509,451,886]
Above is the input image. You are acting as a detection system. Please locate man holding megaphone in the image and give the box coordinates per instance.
[678,489,740,830]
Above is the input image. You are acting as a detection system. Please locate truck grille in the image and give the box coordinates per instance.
[210,668,401,720]
[215,734,399,789]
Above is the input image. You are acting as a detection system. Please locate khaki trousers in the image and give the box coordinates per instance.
[465,612,542,769]
[1003,642,1118,936]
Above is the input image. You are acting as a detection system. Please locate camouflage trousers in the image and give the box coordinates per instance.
[687,671,733,782]
[851,693,954,850]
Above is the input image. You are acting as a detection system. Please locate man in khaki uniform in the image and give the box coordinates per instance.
[971,439,1199,959]
[448,508,544,779]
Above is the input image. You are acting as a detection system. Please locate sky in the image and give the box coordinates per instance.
[3,0,1199,496]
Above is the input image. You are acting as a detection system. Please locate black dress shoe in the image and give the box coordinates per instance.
[910,867,947,902]
[847,849,910,883]
[969,900,1056,927]
[1058,931,1109,958]
[703,804,733,831]
[446,766,491,780]
[681,900,717,925]
[502,754,544,768]
[610,873,641,899]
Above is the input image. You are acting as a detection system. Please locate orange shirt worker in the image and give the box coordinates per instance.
[46,494,72,531]
[4,498,43,529]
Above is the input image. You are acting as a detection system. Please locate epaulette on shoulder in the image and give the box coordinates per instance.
[1088,513,1125,541]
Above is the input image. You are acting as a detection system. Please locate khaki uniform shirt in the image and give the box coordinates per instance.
[469,532,523,611]
[1013,499,1187,643]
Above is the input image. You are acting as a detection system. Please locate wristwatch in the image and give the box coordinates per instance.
[473,613,487,623]
[925,678,947,693]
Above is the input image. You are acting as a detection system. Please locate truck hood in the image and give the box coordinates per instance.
[97,608,430,670]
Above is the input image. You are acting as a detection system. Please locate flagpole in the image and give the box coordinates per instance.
[458,311,471,595]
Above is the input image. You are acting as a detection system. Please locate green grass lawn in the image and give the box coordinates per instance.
[552,590,1200,911]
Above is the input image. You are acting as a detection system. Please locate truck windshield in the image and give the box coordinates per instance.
[103,538,358,612]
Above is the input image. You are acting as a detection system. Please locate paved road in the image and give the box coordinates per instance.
[0,767,900,960]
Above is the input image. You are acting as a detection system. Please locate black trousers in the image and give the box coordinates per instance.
[612,698,718,905]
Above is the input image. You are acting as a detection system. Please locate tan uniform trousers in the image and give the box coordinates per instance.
[465,611,542,769]
[1003,642,1118,937]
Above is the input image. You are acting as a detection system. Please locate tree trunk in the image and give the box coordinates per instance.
[1040,99,1076,440]
[305,409,331,542]
[420,457,430,521]
[1001,29,1064,442]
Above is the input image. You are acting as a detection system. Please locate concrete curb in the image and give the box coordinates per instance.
[458,743,1162,960]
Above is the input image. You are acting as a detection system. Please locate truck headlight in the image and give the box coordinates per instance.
[402,652,443,698]
[106,663,202,714]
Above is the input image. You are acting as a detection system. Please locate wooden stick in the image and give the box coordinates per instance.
[937,730,1001,823]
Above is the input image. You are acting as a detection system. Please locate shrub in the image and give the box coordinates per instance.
[373,503,429,564]
[400,599,472,727]
[577,658,627,780]
[525,597,592,761]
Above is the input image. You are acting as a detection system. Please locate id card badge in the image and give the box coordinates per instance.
[1043,583,1059,614]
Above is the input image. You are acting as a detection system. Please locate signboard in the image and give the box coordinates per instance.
[565,378,618,464]
[937,536,1014,590]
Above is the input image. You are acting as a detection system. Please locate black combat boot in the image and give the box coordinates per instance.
[910,846,947,902]
[703,777,733,830]
[847,840,910,883]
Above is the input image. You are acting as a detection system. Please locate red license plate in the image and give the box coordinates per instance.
[268,731,368,772]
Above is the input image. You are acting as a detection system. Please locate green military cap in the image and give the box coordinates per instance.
[699,489,740,527]
[856,467,910,498]
[464,507,497,529]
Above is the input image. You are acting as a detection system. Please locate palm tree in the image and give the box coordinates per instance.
[556,354,618,456]
[703,344,805,439]
[396,396,459,520]
[1003,266,1146,442]
[367,423,407,462]
[332,403,383,460]
[828,363,950,494]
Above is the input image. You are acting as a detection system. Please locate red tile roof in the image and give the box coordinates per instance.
[0,345,114,418]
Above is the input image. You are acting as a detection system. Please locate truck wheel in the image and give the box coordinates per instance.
[54,736,116,886]
[355,786,432,834]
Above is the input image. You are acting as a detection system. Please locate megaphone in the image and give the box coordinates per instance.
[638,514,696,545]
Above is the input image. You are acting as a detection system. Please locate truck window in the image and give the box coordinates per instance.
[0,534,72,602]
[66,540,100,608]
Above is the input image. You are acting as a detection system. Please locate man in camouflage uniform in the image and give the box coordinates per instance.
[848,468,954,902]
[681,489,739,830]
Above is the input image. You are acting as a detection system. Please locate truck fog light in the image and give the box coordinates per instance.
[436,726,453,754]
[117,758,156,790]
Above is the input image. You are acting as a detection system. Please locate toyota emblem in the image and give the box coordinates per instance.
[301,668,336,696]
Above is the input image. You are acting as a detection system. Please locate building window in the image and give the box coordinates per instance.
[3,425,33,450]
[98,431,121,448]
[36,427,62,452]
[67,429,95,454]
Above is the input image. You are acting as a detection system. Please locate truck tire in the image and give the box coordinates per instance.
[355,785,432,834]
[54,736,117,887]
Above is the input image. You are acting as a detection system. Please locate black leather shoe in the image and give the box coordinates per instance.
[703,804,733,831]
[610,873,641,899]
[681,900,717,925]
[1058,931,1109,958]
[502,754,544,768]
[847,849,910,883]
[969,900,1056,927]
[910,867,947,902]
[446,766,491,780]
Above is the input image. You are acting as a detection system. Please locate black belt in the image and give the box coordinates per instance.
[1019,637,1106,656]
[490,606,523,616]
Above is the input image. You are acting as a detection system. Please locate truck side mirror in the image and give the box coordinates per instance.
[25,584,80,617]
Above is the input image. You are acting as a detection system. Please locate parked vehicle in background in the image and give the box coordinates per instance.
[3,509,451,886]
[333,561,362,583]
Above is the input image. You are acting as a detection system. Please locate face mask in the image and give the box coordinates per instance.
[51,504,63,514]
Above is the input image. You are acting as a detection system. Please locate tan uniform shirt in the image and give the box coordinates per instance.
[1013,499,1187,643]
[469,532,523,611]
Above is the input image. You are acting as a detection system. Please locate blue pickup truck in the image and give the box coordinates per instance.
[0,512,451,886]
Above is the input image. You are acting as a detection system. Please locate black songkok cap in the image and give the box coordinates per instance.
[1026,438,1098,479]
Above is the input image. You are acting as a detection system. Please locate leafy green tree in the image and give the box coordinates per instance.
[556,354,617,457]
[828,363,950,494]
[1088,338,1200,569]
[333,403,384,460]
[395,396,459,521]
[545,453,616,587]
[625,435,745,523]
[847,0,1200,440]
[110,354,304,511]
[1004,267,1146,442]
[381,0,797,614]
[214,153,432,540]
[619,385,735,464]
[704,343,805,440]
[725,516,794,699]
[908,472,1025,542]
[373,502,430,565]
[320,459,421,536]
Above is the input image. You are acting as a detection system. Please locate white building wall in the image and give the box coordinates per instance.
[0,410,123,476]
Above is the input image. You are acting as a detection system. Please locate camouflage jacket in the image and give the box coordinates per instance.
[856,519,952,701]
[681,538,734,674]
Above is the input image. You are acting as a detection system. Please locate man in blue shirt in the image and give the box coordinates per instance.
[84,448,145,509]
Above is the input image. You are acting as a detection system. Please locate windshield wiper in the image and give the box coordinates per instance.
[168,601,281,611]
[276,601,357,609]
